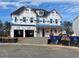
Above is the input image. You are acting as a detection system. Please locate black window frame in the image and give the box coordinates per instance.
[37,18,39,23]
[60,21,62,23]
[55,29,57,33]
[20,19,22,21]
[15,17,18,22]
[50,19,52,23]
[30,17,33,23]
[55,19,58,24]
[23,17,26,22]
[43,19,45,23]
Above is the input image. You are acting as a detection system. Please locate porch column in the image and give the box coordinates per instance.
[10,29,14,37]
[23,30,25,38]
[34,30,37,37]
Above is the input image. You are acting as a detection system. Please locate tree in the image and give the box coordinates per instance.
[4,21,11,36]
[0,20,3,36]
[63,21,74,35]
[4,21,11,29]
[0,20,3,28]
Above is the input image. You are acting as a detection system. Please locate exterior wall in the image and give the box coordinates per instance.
[36,29,42,37]
[36,28,61,37]
[11,8,37,25]
[47,11,61,26]
[10,26,61,37]
[44,28,50,37]
[37,17,47,24]
[73,16,79,36]
[10,26,37,37]
[10,7,62,37]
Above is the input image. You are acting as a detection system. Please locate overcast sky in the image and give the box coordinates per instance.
[0,0,79,22]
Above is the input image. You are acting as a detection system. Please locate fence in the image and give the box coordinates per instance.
[48,36,79,47]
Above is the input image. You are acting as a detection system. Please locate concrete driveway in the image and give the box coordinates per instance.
[0,44,79,58]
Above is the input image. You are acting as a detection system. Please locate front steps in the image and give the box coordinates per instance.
[17,37,48,44]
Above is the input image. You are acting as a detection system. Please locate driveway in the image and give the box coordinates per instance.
[0,44,79,58]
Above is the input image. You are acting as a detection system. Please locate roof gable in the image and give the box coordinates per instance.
[11,6,61,18]
[11,6,26,15]
[48,9,62,18]
[32,8,49,17]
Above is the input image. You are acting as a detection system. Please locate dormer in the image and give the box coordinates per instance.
[36,10,44,16]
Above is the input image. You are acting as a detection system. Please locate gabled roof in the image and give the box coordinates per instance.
[48,9,62,18]
[11,6,49,17]
[11,6,26,15]
[11,6,61,18]
[32,8,49,17]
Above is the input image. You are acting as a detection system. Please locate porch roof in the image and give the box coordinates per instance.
[36,24,63,28]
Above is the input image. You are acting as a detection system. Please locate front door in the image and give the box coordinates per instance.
[42,29,45,37]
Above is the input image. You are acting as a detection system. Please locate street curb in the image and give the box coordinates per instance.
[0,43,79,49]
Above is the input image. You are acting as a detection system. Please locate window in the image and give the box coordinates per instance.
[43,19,45,23]
[50,19,52,23]
[20,19,22,21]
[37,18,39,23]
[55,19,58,24]
[30,17,33,23]
[31,17,33,20]
[39,11,44,15]
[55,29,57,33]
[30,19,33,23]
[37,10,44,16]
[15,17,18,22]
[23,19,26,22]
[60,21,62,23]
[23,17,26,22]
[50,29,52,33]
[47,20,49,22]
[40,20,42,22]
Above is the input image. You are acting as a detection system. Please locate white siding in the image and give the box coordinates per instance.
[10,7,62,37]
[11,8,37,25]
[10,26,37,37]
[47,11,61,25]
[73,16,79,36]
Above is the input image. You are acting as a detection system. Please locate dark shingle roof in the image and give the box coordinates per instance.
[11,6,61,18]
[48,9,62,18]
[32,8,49,17]
[11,6,26,15]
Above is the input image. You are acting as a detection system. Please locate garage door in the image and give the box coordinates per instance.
[14,30,23,37]
[25,30,34,37]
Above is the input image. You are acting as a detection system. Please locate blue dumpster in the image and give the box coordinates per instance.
[48,36,79,47]
[49,36,59,44]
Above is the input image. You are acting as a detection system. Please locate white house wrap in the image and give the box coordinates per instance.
[10,6,62,37]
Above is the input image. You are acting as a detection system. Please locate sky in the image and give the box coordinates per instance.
[0,0,79,22]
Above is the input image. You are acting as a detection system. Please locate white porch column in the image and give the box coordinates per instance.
[40,29,43,37]
[23,30,25,38]
[10,29,14,38]
[34,30,36,37]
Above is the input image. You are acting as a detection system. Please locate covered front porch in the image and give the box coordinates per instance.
[36,26,62,37]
